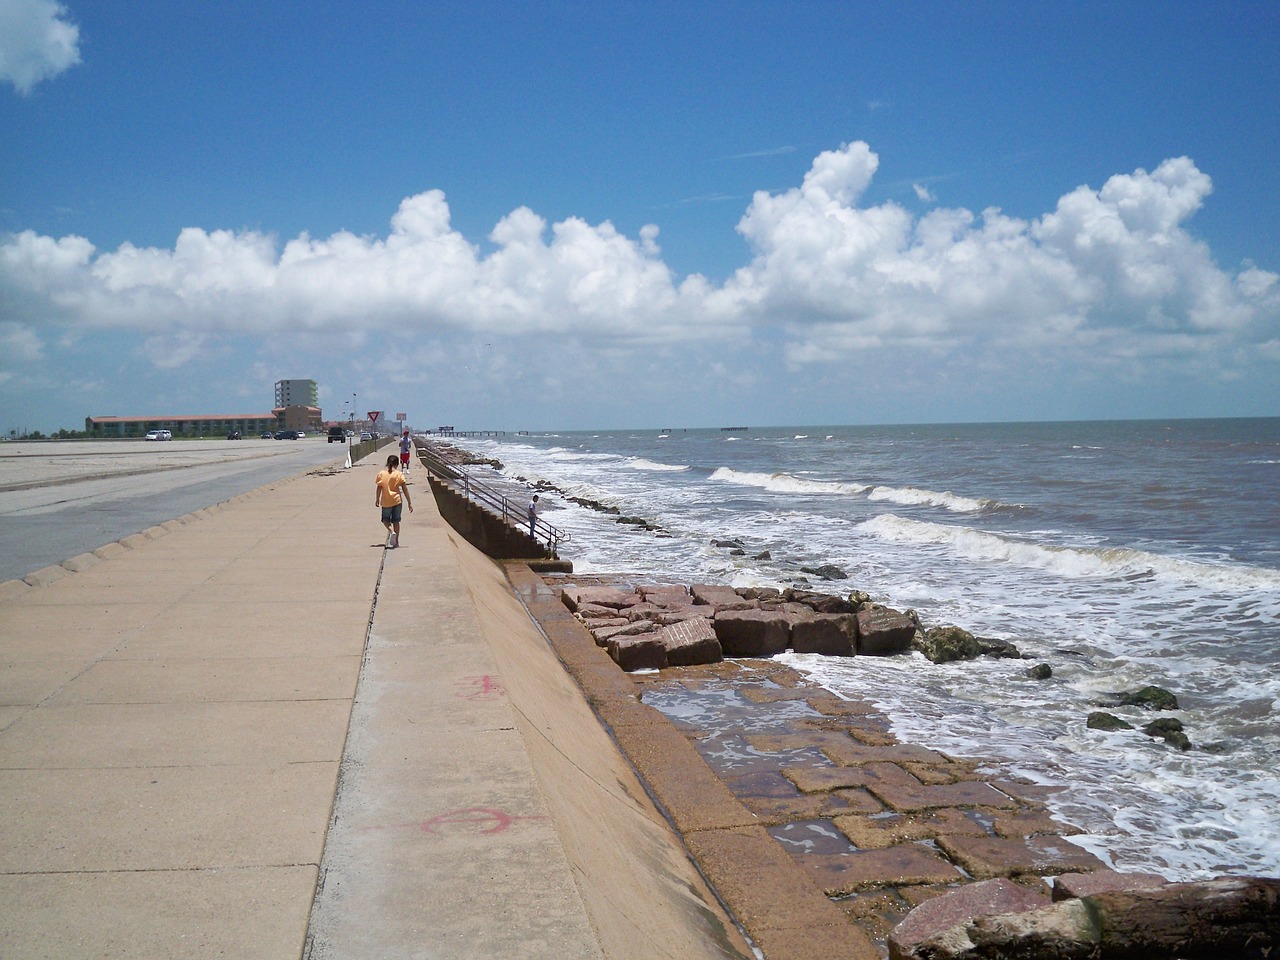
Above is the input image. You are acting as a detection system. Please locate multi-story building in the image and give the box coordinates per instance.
[87,377,327,438]
[274,379,318,408]
[85,414,281,437]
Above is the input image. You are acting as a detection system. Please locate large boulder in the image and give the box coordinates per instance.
[914,626,983,663]
[607,634,668,671]
[561,586,640,613]
[690,584,756,610]
[786,589,861,614]
[659,616,722,667]
[591,620,657,647]
[894,876,1280,959]
[889,878,1051,960]
[856,607,917,656]
[791,613,857,656]
[1118,685,1179,710]
[713,609,792,657]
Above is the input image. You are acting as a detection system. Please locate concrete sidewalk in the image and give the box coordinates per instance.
[0,457,745,959]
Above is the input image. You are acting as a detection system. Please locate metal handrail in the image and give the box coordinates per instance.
[415,441,568,555]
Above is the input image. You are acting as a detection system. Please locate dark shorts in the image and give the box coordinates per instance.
[381,504,403,524]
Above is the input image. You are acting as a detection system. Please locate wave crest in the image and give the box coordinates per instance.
[710,467,868,496]
[867,484,996,513]
[860,514,1280,593]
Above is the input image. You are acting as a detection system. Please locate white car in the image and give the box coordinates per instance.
[145,429,172,441]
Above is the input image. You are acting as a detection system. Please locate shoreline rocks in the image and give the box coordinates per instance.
[561,582,1028,672]
[889,873,1280,959]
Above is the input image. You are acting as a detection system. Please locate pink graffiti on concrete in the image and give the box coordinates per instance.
[364,807,547,837]
[456,675,505,701]
[418,807,546,835]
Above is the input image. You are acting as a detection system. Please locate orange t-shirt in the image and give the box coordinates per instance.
[375,468,404,506]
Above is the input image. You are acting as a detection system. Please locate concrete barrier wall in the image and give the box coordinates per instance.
[427,476,549,560]
[451,543,753,960]
[348,436,393,463]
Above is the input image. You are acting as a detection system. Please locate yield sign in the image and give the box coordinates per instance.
[367,411,381,423]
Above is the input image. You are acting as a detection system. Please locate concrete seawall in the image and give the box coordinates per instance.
[0,454,748,958]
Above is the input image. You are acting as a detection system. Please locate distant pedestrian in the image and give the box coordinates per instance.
[376,454,412,548]
[399,430,412,472]
[527,494,539,538]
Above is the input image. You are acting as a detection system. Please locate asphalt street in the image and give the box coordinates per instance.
[0,439,351,583]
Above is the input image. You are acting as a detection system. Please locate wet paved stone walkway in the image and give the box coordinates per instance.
[540,620,1108,958]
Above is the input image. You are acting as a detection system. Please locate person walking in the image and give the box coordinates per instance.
[527,494,539,539]
[398,430,412,472]
[375,454,412,548]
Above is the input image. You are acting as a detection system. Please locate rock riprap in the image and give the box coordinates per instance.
[560,583,1022,672]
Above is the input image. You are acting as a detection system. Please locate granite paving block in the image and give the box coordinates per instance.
[790,759,922,794]
[1051,869,1168,901]
[936,834,1107,880]
[681,825,853,932]
[789,842,965,896]
[818,739,952,767]
[868,777,1021,813]
[834,808,989,850]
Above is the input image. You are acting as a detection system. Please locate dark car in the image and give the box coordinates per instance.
[274,430,299,440]
[227,431,242,440]
[260,432,273,439]
[327,426,346,443]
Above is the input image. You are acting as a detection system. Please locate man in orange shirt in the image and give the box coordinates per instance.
[375,454,413,548]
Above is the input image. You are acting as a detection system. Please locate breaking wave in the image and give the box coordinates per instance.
[710,467,868,496]
[859,514,1280,593]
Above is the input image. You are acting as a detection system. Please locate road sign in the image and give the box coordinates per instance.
[368,411,381,423]
[396,412,406,420]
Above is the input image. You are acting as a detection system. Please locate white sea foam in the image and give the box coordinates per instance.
[867,484,993,513]
[625,457,690,472]
[860,514,1280,593]
[710,467,868,496]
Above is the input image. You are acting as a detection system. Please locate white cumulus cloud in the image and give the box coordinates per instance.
[1,140,1275,393]
[0,0,81,94]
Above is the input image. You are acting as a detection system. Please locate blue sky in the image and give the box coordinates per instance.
[2,0,1278,433]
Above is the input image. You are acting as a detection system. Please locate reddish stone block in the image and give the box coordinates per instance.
[714,609,792,657]
[785,760,918,795]
[606,634,668,671]
[819,739,950,767]
[791,613,857,656]
[1051,869,1168,901]
[936,834,1107,880]
[592,620,658,645]
[561,585,641,612]
[888,877,1052,960]
[856,607,916,655]
[868,778,1021,813]
[690,583,758,610]
[660,616,722,667]
[795,843,964,896]
[639,584,690,605]
[833,807,988,850]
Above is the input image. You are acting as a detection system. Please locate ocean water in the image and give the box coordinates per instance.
[444,419,1280,881]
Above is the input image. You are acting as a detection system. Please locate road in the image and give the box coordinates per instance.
[0,439,354,583]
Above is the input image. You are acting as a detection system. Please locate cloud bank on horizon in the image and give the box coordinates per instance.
[3,141,1277,389]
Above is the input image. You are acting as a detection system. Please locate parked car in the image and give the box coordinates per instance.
[295,431,306,438]
[327,426,346,443]
[144,429,171,441]
[260,431,274,439]
[227,431,242,440]
[274,430,299,440]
